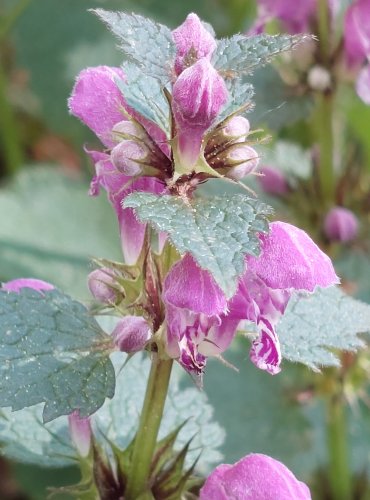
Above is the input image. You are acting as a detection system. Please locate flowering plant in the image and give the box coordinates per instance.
[0,6,370,499]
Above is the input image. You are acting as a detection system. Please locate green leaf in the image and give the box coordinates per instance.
[124,193,273,298]
[93,9,175,85]
[213,33,310,77]
[0,288,115,422]
[278,287,370,370]
[0,318,225,473]
[219,78,254,120]
[0,167,122,298]
[0,406,75,467]
[116,64,170,135]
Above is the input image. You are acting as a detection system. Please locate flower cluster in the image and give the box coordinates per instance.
[66,12,340,379]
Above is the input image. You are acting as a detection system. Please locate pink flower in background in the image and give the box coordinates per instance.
[172,13,217,75]
[69,66,167,264]
[163,222,339,377]
[2,279,54,293]
[199,453,311,499]
[324,207,359,242]
[344,0,370,104]
[252,0,316,34]
[258,165,289,196]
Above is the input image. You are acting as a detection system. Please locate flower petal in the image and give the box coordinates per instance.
[172,13,216,74]
[247,221,340,292]
[250,318,282,375]
[172,58,228,166]
[69,66,127,148]
[163,254,227,316]
[87,150,164,264]
[200,453,311,499]
[2,279,54,293]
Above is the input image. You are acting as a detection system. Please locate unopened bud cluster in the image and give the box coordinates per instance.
[204,116,260,180]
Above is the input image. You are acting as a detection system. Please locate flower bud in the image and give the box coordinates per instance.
[2,278,54,293]
[226,146,259,180]
[200,453,311,499]
[258,165,289,195]
[323,207,359,242]
[172,13,216,75]
[112,316,151,353]
[68,411,91,458]
[307,65,332,92]
[111,120,147,142]
[110,140,148,176]
[223,116,250,139]
[205,116,251,156]
[172,58,228,167]
[88,268,118,304]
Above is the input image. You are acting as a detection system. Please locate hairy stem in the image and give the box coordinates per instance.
[125,356,173,499]
[326,393,352,500]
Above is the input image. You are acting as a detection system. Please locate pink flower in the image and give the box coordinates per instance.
[258,165,289,196]
[163,222,339,376]
[69,66,167,264]
[2,279,54,293]
[323,207,359,242]
[172,58,228,168]
[172,13,217,75]
[344,0,370,104]
[344,0,370,66]
[112,316,152,353]
[68,411,92,458]
[253,0,316,34]
[199,453,311,499]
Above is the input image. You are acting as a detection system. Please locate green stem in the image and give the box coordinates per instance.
[126,356,173,499]
[317,0,330,62]
[326,393,352,500]
[0,61,23,175]
[315,92,335,204]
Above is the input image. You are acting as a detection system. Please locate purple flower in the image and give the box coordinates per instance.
[258,165,289,195]
[162,254,235,375]
[199,453,311,499]
[344,0,370,104]
[172,13,217,75]
[68,411,92,458]
[69,66,167,264]
[323,206,359,242]
[254,0,315,34]
[344,0,370,66]
[162,222,339,376]
[172,58,228,168]
[2,278,54,293]
[112,316,152,353]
